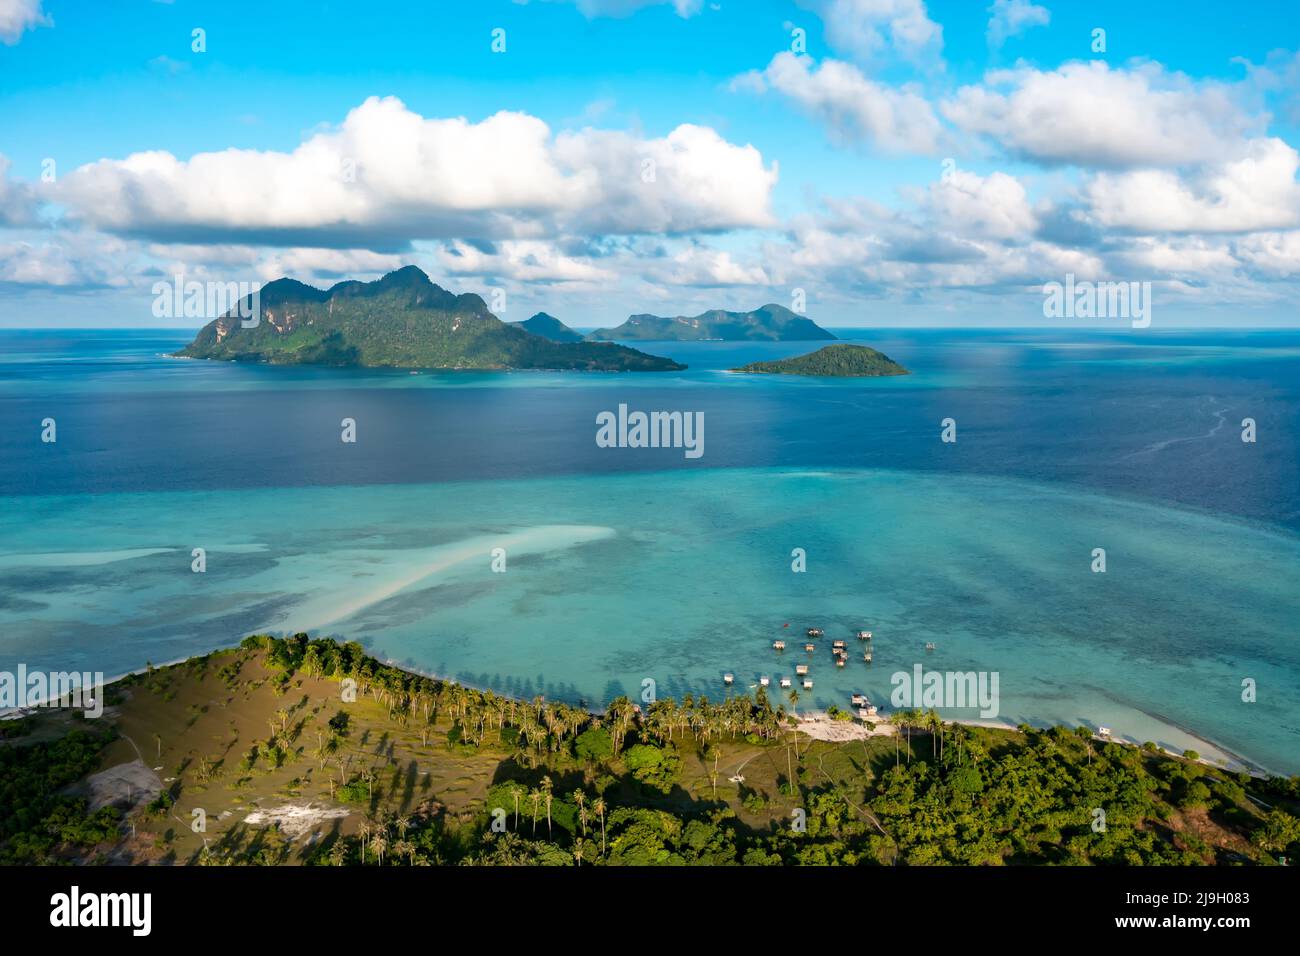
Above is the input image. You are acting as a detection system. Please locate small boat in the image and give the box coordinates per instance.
[806,627,823,638]
[835,657,846,668]
[779,677,792,689]
[925,642,937,652]
[863,648,873,663]
[795,664,809,675]
[1098,726,1112,739]
[802,679,813,690]
[832,639,846,649]
[851,693,868,706]
[723,673,734,686]
[759,676,770,687]
[857,705,877,719]
[804,643,816,653]
[857,630,872,640]
[772,640,786,651]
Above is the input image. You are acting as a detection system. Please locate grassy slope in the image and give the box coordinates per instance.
[3,641,1296,866]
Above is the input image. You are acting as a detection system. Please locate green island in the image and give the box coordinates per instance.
[2,635,1296,866]
[175,267,683,372]
[510,312,585,343]
[589,303,837,342]
[731,344,911,377]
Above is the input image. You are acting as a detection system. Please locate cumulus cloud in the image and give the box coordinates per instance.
[986,0,1049,48]
[434,239,617,284]
[0,156,40,226]
[944,61,1263,168]
[912,168,1037,240]
[1083,138,1300,234]
[537,0,703,17]
[57,96,777,247]
[800,0,943,67]
[734,53,943,154]
[660,246,770,286]
[0,0,50,45]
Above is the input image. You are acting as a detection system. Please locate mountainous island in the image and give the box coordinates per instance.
[588,303,836,342]
[731,343,910,377]
[175,267,684,372]
[509,312,584,343]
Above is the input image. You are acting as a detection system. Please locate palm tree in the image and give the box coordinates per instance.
[572,790,587,836]
[394,839,416,865]
[358,820,372,862]
[510,782,523,828]
[328,840,347,867]
[593,797,607,856]
[529,788,541,834]
[541,776,554,838]
[371,833,387,866]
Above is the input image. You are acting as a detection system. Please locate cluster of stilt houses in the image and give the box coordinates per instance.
[723,624,880,720]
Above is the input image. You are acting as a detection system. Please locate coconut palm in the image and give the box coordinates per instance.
[541,776,554,838]
[572,789,588,836]
[593,797,607,856]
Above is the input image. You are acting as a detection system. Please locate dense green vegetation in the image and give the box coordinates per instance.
[731,343,910,377]
[589,303,836,341]
[176,267,683,371]
[511,312,584,342]
[4,634,1298,867]
[0,721,120,863]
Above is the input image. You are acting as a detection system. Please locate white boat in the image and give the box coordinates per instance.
[759,676,770,687]
[772,640,786,651]
[857,630,872,640]
[779,677,792,689]
[802,679,813,689]
[723,673,734,685]
[795,664,809,675]
[851,693,868,706]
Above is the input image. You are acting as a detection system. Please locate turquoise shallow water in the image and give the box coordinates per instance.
[2,467,1297,773]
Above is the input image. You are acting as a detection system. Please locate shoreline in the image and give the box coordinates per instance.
[793,708,1265,777]
[2,641,1280,779]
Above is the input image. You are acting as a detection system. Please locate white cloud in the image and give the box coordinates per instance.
[0,156,39,226]
[735,53,942,154]
[0,0,50,45]
[986,0,1049,48]
[660,246,770,286]
[914,168,1037,240]
[434,239,617,284]
[538,0,704,17]
[944,61,1263,168]
[57,96,777,247]
[801,0,943,66]
[1083,138,1300,234]
[1231,231,1300,276]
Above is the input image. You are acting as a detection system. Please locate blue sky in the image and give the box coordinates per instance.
[1,0,1298,327]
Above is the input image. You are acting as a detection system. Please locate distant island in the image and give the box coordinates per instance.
[731,343,910,377]
[175,267,684,372]
[509,312,585,343]
[588,303,836,342]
